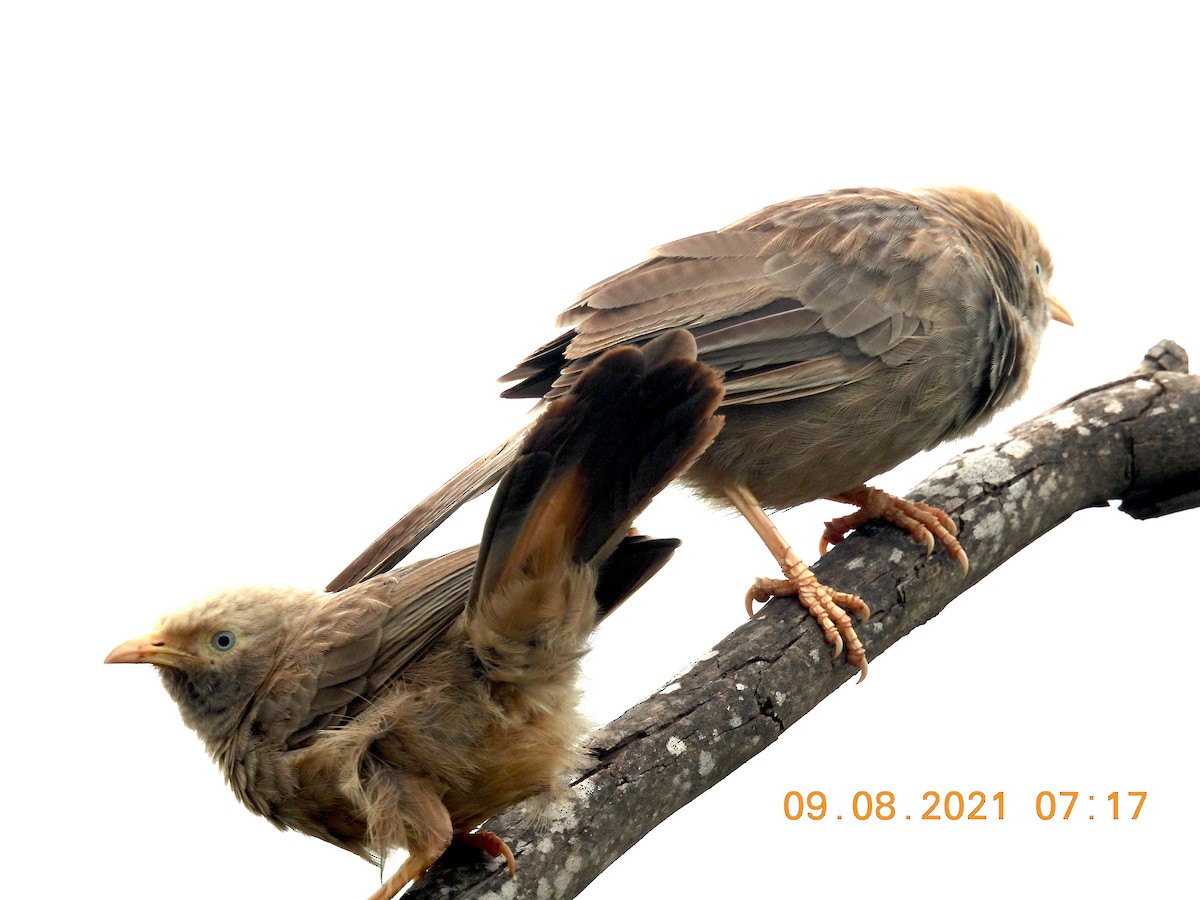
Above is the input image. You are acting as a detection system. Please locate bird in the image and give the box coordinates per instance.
[328,187,1073,682]
[104,330,725,899]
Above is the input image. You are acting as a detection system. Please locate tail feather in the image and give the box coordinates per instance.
[593,536,682,621]
[472,347,647,600]
[568,353,726,567]
[467,331,724,658]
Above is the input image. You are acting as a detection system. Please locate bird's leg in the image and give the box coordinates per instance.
[367,840,450,900]
[456,829,517,875]
[820,485,969,575]
[725,484,870,681]
[367,829,516,900]
[364,779,454,900]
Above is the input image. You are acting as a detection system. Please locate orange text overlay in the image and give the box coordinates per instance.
[783,791,1147,822]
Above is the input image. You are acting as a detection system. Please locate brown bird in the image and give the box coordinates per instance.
[330,186,1072,680]
[105,331,725,899]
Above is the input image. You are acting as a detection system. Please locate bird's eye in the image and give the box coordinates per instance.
[1033,261,1043,277]
[211,631,236,652]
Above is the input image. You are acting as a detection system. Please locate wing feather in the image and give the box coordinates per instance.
[283,548,476,748]
[509,189,987,407]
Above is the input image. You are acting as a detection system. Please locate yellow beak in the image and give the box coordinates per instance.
[1048,294,1073,326]
[105,633,203,668]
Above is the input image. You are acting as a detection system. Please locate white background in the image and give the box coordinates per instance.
[3,3,1196,897]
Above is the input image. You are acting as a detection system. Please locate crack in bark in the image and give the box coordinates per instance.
[752,684,785,733]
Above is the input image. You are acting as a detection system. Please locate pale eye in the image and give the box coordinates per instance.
[1033,261,1043,277]
[211,631,236,651]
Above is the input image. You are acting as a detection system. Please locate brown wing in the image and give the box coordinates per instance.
[325,426,531,592]
[503,187,993,407]
[285,527,687,750]
[280,548,476,749]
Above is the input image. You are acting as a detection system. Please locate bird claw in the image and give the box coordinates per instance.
[365,829,515,900]
[823,488,969,575]
[456,830,516,876]
[746,575,869,680]
[367,844,446,900]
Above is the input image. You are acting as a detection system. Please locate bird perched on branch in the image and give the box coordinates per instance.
[329,186,1072,680]
[105,331,725,899]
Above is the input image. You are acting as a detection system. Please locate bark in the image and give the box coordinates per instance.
[406,340,1198,900]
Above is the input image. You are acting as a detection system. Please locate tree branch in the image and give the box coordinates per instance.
[406,340,1198,900]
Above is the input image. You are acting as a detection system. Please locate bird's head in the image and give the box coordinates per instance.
[106,586,318,750]
[922,185,1073,332]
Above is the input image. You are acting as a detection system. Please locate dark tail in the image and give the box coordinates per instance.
[464,331,724,676]
[592,534,681,621]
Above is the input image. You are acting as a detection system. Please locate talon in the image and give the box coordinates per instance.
[825,486,969,575]
[457,830,516,877]
[723,484,871,681]
[744,579,772,616]
[818,525,842,556]
[739,574,866,678]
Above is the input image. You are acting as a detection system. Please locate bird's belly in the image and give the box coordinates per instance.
[683,391,956,510]
[443,695,588,830]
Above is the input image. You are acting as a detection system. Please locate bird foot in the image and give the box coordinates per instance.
[366,830,515,899]
[367,846,444,900]
[821,486,969,575]
[456,829,516,876]
[745,571,870,682]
